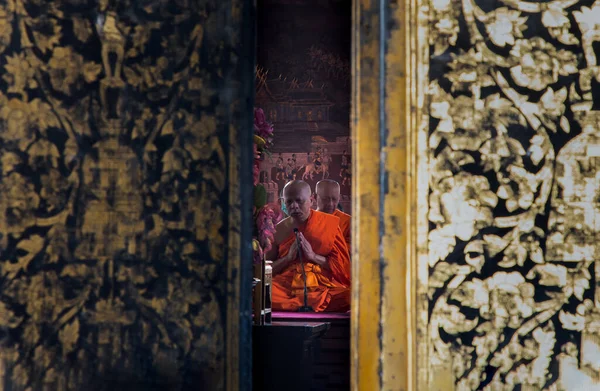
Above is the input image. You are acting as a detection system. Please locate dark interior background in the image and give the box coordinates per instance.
[256,0,352,210]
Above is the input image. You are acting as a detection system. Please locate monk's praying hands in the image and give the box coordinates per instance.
[297,232,315,260]
[297,232,329,270]
[270,239,297,275]
[286,240,298,262]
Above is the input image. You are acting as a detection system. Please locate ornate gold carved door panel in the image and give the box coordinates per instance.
[354,0,600,390]
[0,1,253,390]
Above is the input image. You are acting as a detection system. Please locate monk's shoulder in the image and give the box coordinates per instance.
[313,210,341,229]
[274,217,293,243]
[276,216,294,230]
[334,210,351,224]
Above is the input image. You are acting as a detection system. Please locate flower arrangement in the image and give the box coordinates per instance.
[253,108,273,185]
[252,108,283,264]
[252,203,284,264]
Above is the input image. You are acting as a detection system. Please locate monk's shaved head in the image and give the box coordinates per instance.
[282,180,312,221]
[283,180,312,196]
[315,180,341,214]
[316,179,340,193]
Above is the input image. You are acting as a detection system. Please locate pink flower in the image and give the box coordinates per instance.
[253,143,261,160]
[256,203,284,253]
[254,108,274,139]
[254,107,267,124]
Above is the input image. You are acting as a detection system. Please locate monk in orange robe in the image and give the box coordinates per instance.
[316,179,351,249]
[266,180,350,312]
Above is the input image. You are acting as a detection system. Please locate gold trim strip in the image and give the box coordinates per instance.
[226,120,241,391]
[352,0,425,389]
[352,0,384,389]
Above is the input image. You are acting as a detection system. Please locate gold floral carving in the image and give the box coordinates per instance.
[0,1,242,389]
[425,0,600,389]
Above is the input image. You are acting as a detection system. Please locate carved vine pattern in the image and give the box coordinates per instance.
[0,1,231,389]
[428,0,600,389]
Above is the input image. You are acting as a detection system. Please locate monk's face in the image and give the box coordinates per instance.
[283,185,312,221]
[316,184,340,214]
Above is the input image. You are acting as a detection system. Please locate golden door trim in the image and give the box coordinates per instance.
[352,0,428,390]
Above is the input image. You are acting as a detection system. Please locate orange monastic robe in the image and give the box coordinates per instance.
[333,209,351,249]
[272,210,351,312]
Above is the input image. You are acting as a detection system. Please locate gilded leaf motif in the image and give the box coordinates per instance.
[484,7,528,48]
[30,17,62,54]
[428,226,456,267]
[3,53,37,95]
[0,6,13,55]
[72,17,92,42]
[82,62,102,83]
[0,302,22,328]
[3,235,45,279]
[59,318,79,355]
[427,0,600,387]
[23,322,39,347]
[11,364,29,389]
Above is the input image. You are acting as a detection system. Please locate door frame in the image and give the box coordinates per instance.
[351,0,424,390]
[226,0,256,390]
[231,0,425,389]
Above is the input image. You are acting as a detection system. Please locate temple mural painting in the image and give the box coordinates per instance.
[256,0,351,211]
[422,0,600,389]
[0,1,250,390]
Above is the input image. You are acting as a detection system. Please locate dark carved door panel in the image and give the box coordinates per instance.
[0,1,253,390]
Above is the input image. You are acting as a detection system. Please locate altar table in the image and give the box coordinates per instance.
[252,321,330,391]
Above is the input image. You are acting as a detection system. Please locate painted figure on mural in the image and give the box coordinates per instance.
[298,146,335,181]
[341,168,351,187]
[302,157,316,181]
[340,150,351,186]
[285,158,294,180]
[291,153,299,180]
[275,153,284,180]
[259,171,269,184]
[321,148,330,179]
[313,147,323,175]
[340,150,349,175]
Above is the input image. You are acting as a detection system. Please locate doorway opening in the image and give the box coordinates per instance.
[251,0,353,390]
